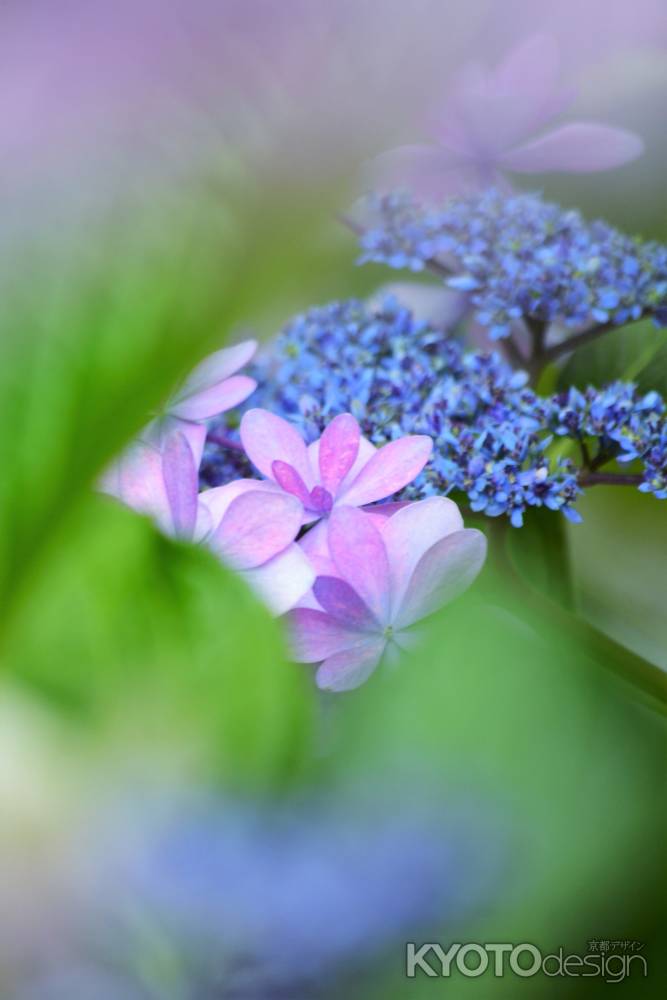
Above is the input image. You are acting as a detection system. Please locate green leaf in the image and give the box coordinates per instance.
[0,172,355,628]
[325,589,666,982]
[559,317,666,390]
[1,496,314,790]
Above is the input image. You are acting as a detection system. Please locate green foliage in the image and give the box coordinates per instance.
[0,172,347,789]
[559,317,667,391]
[326,587,666,996]
[2,496,314,790]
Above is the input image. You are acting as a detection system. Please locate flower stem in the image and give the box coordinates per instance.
[579,472,644,488]
[488,519,667,713]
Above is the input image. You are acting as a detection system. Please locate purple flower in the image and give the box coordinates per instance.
[286,499,486,691]
[239,409,432,523]
[145,340,257,466]
[372,35,643,201]
[105,431,313,614]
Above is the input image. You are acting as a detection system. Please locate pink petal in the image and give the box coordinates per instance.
[272,460,311,505]
[170,375,257,421]
[309,435,377,495]
[242,543,315,616]
[285,608,368,663]
[436,37,574,159]
[143,416,208,469]
[495,35,561,95]
[161,432,198,540]
[394,528,487,630]
[494,34,574,128]
[380,497,464,618]
[312,576,378,629]
[177,340,257,398]
[240,409,313,486]
[338,435,432,508]
[327,506,390,623]
[295,522,337,601]
[318,414,360,496]
[298,518,335,564]
[500,123,644,174]
[178,421,208,469]
[115,442,172,533]
[315,639,386,692]
[197,479,284,535]
[211,490,302,570]
[361,500,412,518]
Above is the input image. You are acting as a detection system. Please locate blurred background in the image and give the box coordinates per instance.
[0,2,665,997]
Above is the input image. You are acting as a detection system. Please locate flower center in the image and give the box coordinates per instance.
[306,485,333,515]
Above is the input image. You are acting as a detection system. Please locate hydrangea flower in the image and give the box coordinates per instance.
[238,408,432,523]
[204,298,667,525]
[287,499,486,691]
[7,785,493,1000]
[371,35,643,202]
[145,340,257,465]
[105,431,313,614]
[358,190,667,340]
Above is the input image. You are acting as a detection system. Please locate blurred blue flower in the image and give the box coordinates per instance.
[10,786,493,1000]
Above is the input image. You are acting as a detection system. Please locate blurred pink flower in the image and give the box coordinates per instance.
[286,499,486,691]
[239,410,432,523]
[145,340,257,467]
[105,430,313,614]
[372,34,643,201]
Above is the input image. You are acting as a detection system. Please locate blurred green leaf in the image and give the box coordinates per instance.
[1,496,314,790]
[0,170,357,626]
[327,589,666,997]
[559,318,667,390]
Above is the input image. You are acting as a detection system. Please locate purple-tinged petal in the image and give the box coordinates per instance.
[327,506,390,624]
[313,576,378,630]
[495,34,561,95]
[242,543,315,616]
[161,432,198,540]
[338,435,432,507]
[394,528,487,630]
[178,421,208,469]
[380,497,464,617]
[435,37,574,158]
[240,409,313,486]
[318,413,360,496]
[285,608,368,663]
[198,479,284,535]
[170,375,257,422]
[143,416,208,469]
[114,442,172,533]
[272,460,311,505]
[494,34,574,129]
[175,340,257,399]
[361,500,412,518]
[315,639,386,692]
[211,491,302,570]
[501,123,644,174]
[310,435,377,496]
[296,521,337,595]
[308,486,333,515]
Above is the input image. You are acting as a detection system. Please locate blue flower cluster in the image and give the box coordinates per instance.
[203,298,667,524]
[358,190,667,340]
[550,383,667,498]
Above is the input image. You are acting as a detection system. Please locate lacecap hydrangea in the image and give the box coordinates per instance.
[202,298,667,526]
[357,190,667,340]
